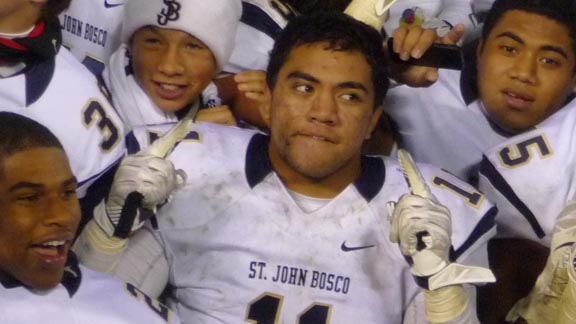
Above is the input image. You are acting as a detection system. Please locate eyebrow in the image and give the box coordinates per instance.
[287,71,319,83]
[496,31,569,59]
[9,177,78,192]
[286,71,369,93]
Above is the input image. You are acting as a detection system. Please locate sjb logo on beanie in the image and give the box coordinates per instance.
[157,0,181,25]
[122,0,242,71]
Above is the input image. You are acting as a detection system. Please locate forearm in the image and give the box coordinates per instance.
[424,284,479,324]
[74,218,169,297]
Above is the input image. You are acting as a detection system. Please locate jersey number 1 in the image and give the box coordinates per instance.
[246,293,331,324]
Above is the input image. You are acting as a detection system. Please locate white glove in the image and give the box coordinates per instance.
[344,0,392,31]
[389,194,451,277]
[94,153,183,238]
[389,149,495,291]
[557,244,576,324]
[506,202,576,323]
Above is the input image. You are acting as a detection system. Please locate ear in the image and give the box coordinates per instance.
[365,107,384,140]
[257,85,273,128]
[476,39,485,61]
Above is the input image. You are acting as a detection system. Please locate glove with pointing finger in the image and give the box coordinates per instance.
[389,193,452,278]
[388,149,495,290]
[94,152,183,239]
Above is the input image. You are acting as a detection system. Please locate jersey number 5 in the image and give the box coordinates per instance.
[247,293,331,324]
[497,134,553,168]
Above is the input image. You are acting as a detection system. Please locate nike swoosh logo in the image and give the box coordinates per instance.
[341,241,376,252]
[104,0,124,8]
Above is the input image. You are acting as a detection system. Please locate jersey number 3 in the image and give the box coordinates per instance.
[83,100,120,151]
[247,293,331,324]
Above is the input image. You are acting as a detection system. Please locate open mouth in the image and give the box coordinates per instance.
[503,90,534,110]
[154,81,186,100]
[31,240,69,264]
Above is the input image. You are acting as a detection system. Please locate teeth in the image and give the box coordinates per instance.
[312,136,326,141]
[159,83,179,91]
[41,240,65,247]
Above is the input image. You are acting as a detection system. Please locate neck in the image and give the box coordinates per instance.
[0,6,41,35]
[269,146,361,199]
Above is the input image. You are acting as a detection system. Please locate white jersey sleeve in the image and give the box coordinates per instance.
[223,0,288,73]
[59,0,124,75]
[478,100,576,246]
[0,260,180,324]
[0,48,126,199]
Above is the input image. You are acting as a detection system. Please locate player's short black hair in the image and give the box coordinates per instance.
[266,12,389,109]
[42,0,72,20]
[481,0,576,58]
[0,112,63,176]
[282,0,351,16]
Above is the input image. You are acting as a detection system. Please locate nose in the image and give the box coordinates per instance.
[508,52,537,85]
[43,196,80,231]
[306,89,339,125]
[157,45,184,76]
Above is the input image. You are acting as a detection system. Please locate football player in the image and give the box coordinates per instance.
[385,0,576,184]
[104,0,242,130]
[0,112,180,324]
[76,13,496,323]
[474,0,576,318]
[0,0,126,230]
[388,0,576,321]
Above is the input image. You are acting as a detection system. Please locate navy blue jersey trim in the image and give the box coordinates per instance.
[1,252,82,297]
[453,206,497,260]
[77,155,124,189]
[245,133,273,188]
[245,134,385,201]
[479,155,545,238]
[241,2,283,40]
[25,57,55,106]
[354,157,385,202]
[125,131,142,154]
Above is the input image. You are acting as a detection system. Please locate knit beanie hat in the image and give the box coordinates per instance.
[122,0,242,71]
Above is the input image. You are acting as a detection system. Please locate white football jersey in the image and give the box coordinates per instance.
[0,48,126,198]
[59,0,124,75]
[478,99,576,246]
[126,122,496,323]
[223,0,288,73]
[385,69,508,183]
[0,256,180,324]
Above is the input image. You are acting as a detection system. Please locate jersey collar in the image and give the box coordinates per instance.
[245,133,386,202]
[0,252,82,298]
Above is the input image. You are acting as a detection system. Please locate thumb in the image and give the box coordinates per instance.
[440,23,465,45]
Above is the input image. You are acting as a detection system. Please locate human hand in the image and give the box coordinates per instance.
[388,24,465,88]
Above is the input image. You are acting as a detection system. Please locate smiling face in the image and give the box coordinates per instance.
[266,42,382,197]
[477,10,576,133]
[0,147,80,290]
[130,27,217,113]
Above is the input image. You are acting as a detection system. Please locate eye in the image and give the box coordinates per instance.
[540,56,561,67]
[17,194,41,204]
[63,189,78,199]
[143,37,162,47]
[340,93,361,102]
[294,84,313,93]
[185,42,203,50]
[498,45,517,55]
